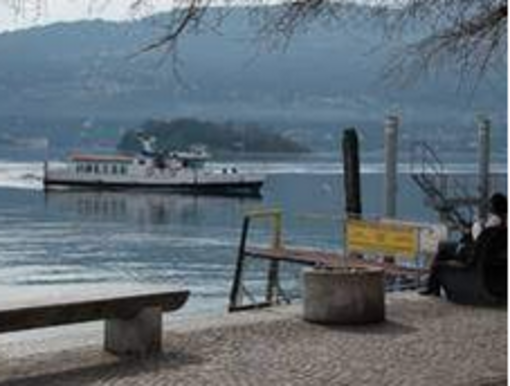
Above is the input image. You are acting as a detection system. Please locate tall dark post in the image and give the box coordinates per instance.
[342,128,362,218]
[477,116,490,221]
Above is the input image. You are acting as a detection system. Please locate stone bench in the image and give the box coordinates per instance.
[0,286,190,357]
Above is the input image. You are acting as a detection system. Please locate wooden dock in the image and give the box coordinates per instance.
[228,210,430,312]
[245,246,427,277]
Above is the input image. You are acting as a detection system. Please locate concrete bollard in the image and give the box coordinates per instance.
[105,306,163,357]
[303,267,385,324]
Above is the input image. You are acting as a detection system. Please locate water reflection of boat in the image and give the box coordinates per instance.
[44,191,261,224]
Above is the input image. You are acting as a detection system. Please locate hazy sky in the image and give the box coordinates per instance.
[0,0,383,32]
[0,0,177,31]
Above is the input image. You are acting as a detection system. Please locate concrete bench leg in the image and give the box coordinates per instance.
[104,306,162,357]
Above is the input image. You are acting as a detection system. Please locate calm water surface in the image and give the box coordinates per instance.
[0,160,505,315]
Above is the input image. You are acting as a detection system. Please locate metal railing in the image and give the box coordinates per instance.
[410,141,475,230]
[228,208,288,312]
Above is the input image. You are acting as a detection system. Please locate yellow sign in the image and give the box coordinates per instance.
[346,219,418,258]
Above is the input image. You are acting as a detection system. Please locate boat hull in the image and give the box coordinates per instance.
[43,177,263,197]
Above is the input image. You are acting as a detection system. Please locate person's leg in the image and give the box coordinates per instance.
[420,242,457,296]
[419,262,441,296]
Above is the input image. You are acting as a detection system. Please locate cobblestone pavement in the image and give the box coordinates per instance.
[0,293,506,386]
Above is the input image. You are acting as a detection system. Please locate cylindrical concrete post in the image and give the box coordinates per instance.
[477,116,491,221]
[303,267,385,324]
[384,116,399,218]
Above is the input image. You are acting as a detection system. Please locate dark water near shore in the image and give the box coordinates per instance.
[0,159,506,315]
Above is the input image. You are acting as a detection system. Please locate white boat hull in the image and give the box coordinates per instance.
[44,166,264,196]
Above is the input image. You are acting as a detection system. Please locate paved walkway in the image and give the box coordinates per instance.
[0,293,506,386]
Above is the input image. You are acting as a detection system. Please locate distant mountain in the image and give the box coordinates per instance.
[118,118,310,155]
[0,133,48,149]
[0,6,506,155]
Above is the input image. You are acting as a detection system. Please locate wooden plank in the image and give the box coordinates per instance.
[229,302,272,312]
[0,287,189,333]
[245,247,426,276]
[245,247,338,266]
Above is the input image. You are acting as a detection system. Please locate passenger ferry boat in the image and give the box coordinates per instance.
[43,137,264,196]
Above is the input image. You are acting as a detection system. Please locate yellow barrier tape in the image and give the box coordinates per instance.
[245,208,282,219]
[244,208,284,249]
[346,219,418,258]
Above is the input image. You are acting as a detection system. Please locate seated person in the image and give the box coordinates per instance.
[471,192,507,239]
[420,192,507,296]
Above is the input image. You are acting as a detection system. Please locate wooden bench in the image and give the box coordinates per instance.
[0,286,190,357]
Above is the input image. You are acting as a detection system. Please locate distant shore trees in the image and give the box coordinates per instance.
[117,118,310,156]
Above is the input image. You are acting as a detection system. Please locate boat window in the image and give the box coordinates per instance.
[85,164,93,173]
[139,159,146,166]
[94,164,100,174]
[75,164,83,173]
[188,160,204,169]
[102,164,109,174]
[111,165,118,174]
[120,165,127,174]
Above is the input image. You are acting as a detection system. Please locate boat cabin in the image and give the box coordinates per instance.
[70,154,133,176]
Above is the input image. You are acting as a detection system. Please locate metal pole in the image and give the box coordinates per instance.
[384,115,399,218]
[266,212,283,304]
[477,116,490,221]
[228,216,251,312]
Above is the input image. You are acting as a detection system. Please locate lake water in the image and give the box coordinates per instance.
[0,158,506,316]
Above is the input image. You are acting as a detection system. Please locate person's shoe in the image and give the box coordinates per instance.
[419,287,440,296]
